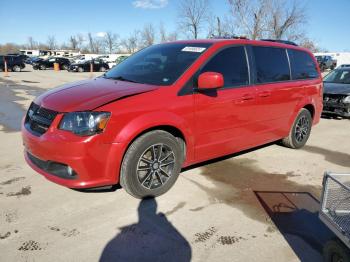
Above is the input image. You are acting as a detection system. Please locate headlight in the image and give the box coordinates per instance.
[59,112,110,136]
[343,96,350,103]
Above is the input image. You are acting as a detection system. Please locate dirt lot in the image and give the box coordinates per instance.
[0,67,349,262]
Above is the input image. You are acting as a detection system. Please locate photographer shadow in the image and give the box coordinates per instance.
[99,198,191,262]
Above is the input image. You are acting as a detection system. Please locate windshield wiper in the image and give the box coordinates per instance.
[105,75,141,83]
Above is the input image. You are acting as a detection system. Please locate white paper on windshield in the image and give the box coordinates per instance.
[181,46,206,53]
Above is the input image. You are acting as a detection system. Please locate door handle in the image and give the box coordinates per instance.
[241,94,254,101]
[258,91,271,97]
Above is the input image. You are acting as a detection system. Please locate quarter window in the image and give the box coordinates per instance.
[200,46,249,88]
[288,49,319,79]
[253,46,290,83]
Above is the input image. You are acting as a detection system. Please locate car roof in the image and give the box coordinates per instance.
[165,38,310,53]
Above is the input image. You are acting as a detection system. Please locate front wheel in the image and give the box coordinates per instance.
[12,65,21,72]
[120,130,184,198]
[78,67,84,72]
[281,108,312,149]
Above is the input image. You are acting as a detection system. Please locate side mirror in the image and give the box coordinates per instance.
[198,72,224,90]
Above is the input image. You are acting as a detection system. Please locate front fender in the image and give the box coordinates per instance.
[113,111,195,165]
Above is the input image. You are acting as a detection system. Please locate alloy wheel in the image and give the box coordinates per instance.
[136,143,175,190]
[295,115,310,143]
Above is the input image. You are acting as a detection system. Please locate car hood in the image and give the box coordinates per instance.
[34,77,159,112]
[324,82,350,95]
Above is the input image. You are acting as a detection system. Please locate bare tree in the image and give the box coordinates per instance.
[207,14,237,38]
[47,35,57,50]
[208,16,223,37]
[69,36,78,50]
[227,0,269,39]
[268,0,306,40]
[167,32,178,41]
[87,33,95,53]
[159,22,178,42]
[227,0,307,40]
[299,37,323,53]
[0,43,22,55]
[159,22,167,42]
[104,31,119,53]
[76,34,85,50]
[141,24,156,47]
[27,36,37,49]
[178,0,209,39]
[121,30,140,53]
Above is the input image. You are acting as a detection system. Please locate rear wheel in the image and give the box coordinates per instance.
[120,130,184,198]
[61,64,68,70]
[281,108,312,149]
[78,67,84,72]
[40,64,46,70]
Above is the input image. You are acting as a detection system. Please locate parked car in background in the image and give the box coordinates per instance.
[323,67,350,118]
[22,39,322,199]
[68,59,109,72]
[25,56,42,65]
[0,55,26,72]
[32,57,71,70]
[7,54,29,62]
[316,55,337,71]
[108,55,129,68]
[70,55,87,64]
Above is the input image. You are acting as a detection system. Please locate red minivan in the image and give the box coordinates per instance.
[22,39,323,198]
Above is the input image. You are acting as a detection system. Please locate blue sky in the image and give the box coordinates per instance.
[0,0,349,51]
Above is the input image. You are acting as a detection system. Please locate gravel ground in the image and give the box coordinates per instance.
[0,66,349,262]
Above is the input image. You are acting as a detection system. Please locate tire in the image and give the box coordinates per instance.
[61,64,68,70]
[281,108,312,149]
[12,65,21,72]
[99,67,106,72]
[78,67,84,73]
[120,130,184,199]
[323,239,350,262]
[40,64,46,70]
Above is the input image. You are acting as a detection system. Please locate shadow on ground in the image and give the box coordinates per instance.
[99,198,191,262]
[182,153,333,260]
[255,191,335,261]
[303,145,350,168]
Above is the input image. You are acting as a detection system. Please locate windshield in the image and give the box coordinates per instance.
[324,69,350,84]
[104,43,211,85]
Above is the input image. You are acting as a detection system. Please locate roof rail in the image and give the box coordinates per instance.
[260,39,298,46]
[209,34,248,40]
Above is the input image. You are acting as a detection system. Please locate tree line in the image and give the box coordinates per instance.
[0,0,323,55]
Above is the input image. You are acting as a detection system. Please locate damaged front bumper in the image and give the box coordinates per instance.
[323,94,350,118]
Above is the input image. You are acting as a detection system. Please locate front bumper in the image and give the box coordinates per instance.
[22,117,124,189]
[323,102,350,118]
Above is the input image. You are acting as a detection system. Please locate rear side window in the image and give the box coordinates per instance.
[253,46,290,83]
[200,46,249,88]
[288,49,319,79]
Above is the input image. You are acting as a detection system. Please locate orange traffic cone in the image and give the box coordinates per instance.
[4,58,9,77]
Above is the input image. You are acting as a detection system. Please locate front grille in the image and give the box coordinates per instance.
[25,103,58,136]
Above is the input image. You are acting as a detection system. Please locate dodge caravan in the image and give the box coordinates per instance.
[22,39,323,198]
